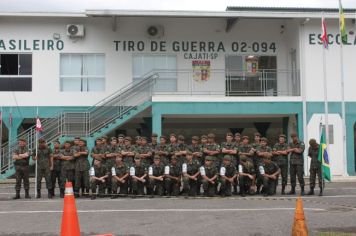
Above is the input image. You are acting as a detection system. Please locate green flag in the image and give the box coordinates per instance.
[339,0,347,44]
[318,128,331,181]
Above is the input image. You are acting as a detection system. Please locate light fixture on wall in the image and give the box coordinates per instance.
[280,25,285,34]
[301,18,310,25]
[53,33,61,40]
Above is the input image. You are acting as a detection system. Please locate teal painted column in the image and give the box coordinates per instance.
[152,105,162,137]
[297,113,304,141]
[282,117,289,136]
[346,116,356,175]
[3,118,23,143]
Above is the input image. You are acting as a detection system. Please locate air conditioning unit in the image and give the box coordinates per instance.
[146,25,164,39]
[66,24,85,38]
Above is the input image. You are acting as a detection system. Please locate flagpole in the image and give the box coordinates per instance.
[319,120,325,192]
[0,107,2,172]
[34,107,39,198]
[322,13,329,191]
[8,107,12,167]
[338,0,348,177]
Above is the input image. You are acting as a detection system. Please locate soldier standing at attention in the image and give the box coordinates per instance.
[221,133,239,194]
[155,135,170,165]
[259,156,281,197]
[13,138,31,199]
[174,135,188,166]
[200,135,208,164]
[250,132,261,171]
[91,138,106,163]
[188,136,203,164]
[164,155,182,196]
[238,136,253,162]
[219,155,237,197]
[287,133,305,195]
[201,156,218,197]
[59,141,75,198]
[203,133,220,168]
[50,140,62,197]
[74,139,90,198]
[182,152,200,197]
[117,134,125,149]
[148,155,165,196]
[272,134,289,195]
[33,138,53,199]
[307,138,323,196]
[130,156,148,196]
[89,159,109,200]
[149,133,159,151]
[111,154,129,198]
[238,156,256,197]
[121,137,136,167]
[255,137,273,195]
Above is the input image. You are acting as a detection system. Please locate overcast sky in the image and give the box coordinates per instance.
[0,0,355,12]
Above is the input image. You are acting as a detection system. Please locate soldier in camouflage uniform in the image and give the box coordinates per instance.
[155,135,170,165]
[33,138,53,198]
[259,156,280,196]
[272,134,289,194]
[250,132,261,172]
[182,152,200,197]
[117,134,125,149]
[201,156,218,197]
[89,159,109,199]
[219,155,237,197]
[238,157,256,197]
[148,155,165,196]
[51,140,62,197]
[168,133,179,158]
[220,133,239,194]
[174,135,188,166]
[255,137,273,194]
[164,155,182,196]
[121,137,136,167]
[129,156,148,196]
[111,154,129,198]
[203,133,220,168]
[59,141,75,198]
[74,139,90,197]
[234,132,241,146]
[238,136,253,163]
[13,138,31,199]
[307,138,323,196]
[187,136,203,164]
[91,138,106,164]
[105,137,121,195]
[136,136,153,167]
[149,133,159,151]
[287,133,305,195]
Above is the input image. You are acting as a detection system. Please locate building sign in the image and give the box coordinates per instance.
[0,39,64,51]
[192,60,211,82]
[309,33,356,45]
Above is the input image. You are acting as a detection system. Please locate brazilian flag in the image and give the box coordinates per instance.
[339,0,347,44]
[318,128,331,181]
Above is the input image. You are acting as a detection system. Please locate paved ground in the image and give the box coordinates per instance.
[0,182,355,236]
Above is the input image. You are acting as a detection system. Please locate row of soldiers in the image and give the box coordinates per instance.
[12,132,323,199]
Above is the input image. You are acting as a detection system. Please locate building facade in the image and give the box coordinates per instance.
[0,7,355,178]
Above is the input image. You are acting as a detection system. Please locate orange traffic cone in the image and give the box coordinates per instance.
[61,182,81,236]
[292,196,308,236]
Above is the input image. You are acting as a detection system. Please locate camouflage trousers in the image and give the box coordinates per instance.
[36,167,52,190]
[51,169,61,190]
[111,177,128,194]
[182,177,198,196]
[14,165,30,191]
[74,170,90,192]
[290,164,304,188]
[309,166,322,189]
[164,177,180,196]
[148,179,164,195]
[90,178,106,194]
[60,169,75,189]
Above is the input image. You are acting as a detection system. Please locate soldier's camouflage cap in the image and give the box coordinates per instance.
[191,136,199,141]
[101,135,108,140]
[254,132,261,137]
[290,133,298,138]
[170,133,177,138]
[118,134,125,138]
[279,134,286,138]
[223,155,232,161]
[160,135,167,140]
[154,155,161,160]
[141,136,148,141]
[124,136,132,141]
[205,156,214,161]
[226,132,233,137]
[171,155,178,159]
[242,136,249,140]
[110,137,117,141]
[309,138,317,145]
[178,135,185,141]
[151,133,158,137]
[234,133,241,137]
[135,136,141,140]
[95,137,102,141]
[260,137,268,142]
[207,133,215,138]
[201,135,208,139]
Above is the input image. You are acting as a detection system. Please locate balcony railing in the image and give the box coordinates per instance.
[149,69,300,97]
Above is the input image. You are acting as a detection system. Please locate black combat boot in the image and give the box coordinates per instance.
[51,188,55,197]
[281,185,286,195]
[25,189,31,199]
[111,190,118,199]
[301,186,305,196]
[13,190,20,200]
[288,186,296,195]
[256,185,261,195]
[91,192,96,200]
[60,189,65,198]
[319,187,323,196]
[36,189,41,199]
[307,188,314,195]
[48,189,53,199]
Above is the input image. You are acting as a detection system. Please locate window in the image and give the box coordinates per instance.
[60,54,105,92]
[132,55,177,92]
[0,54,32,91]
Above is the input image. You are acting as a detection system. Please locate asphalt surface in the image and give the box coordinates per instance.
[0,182,355,236]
